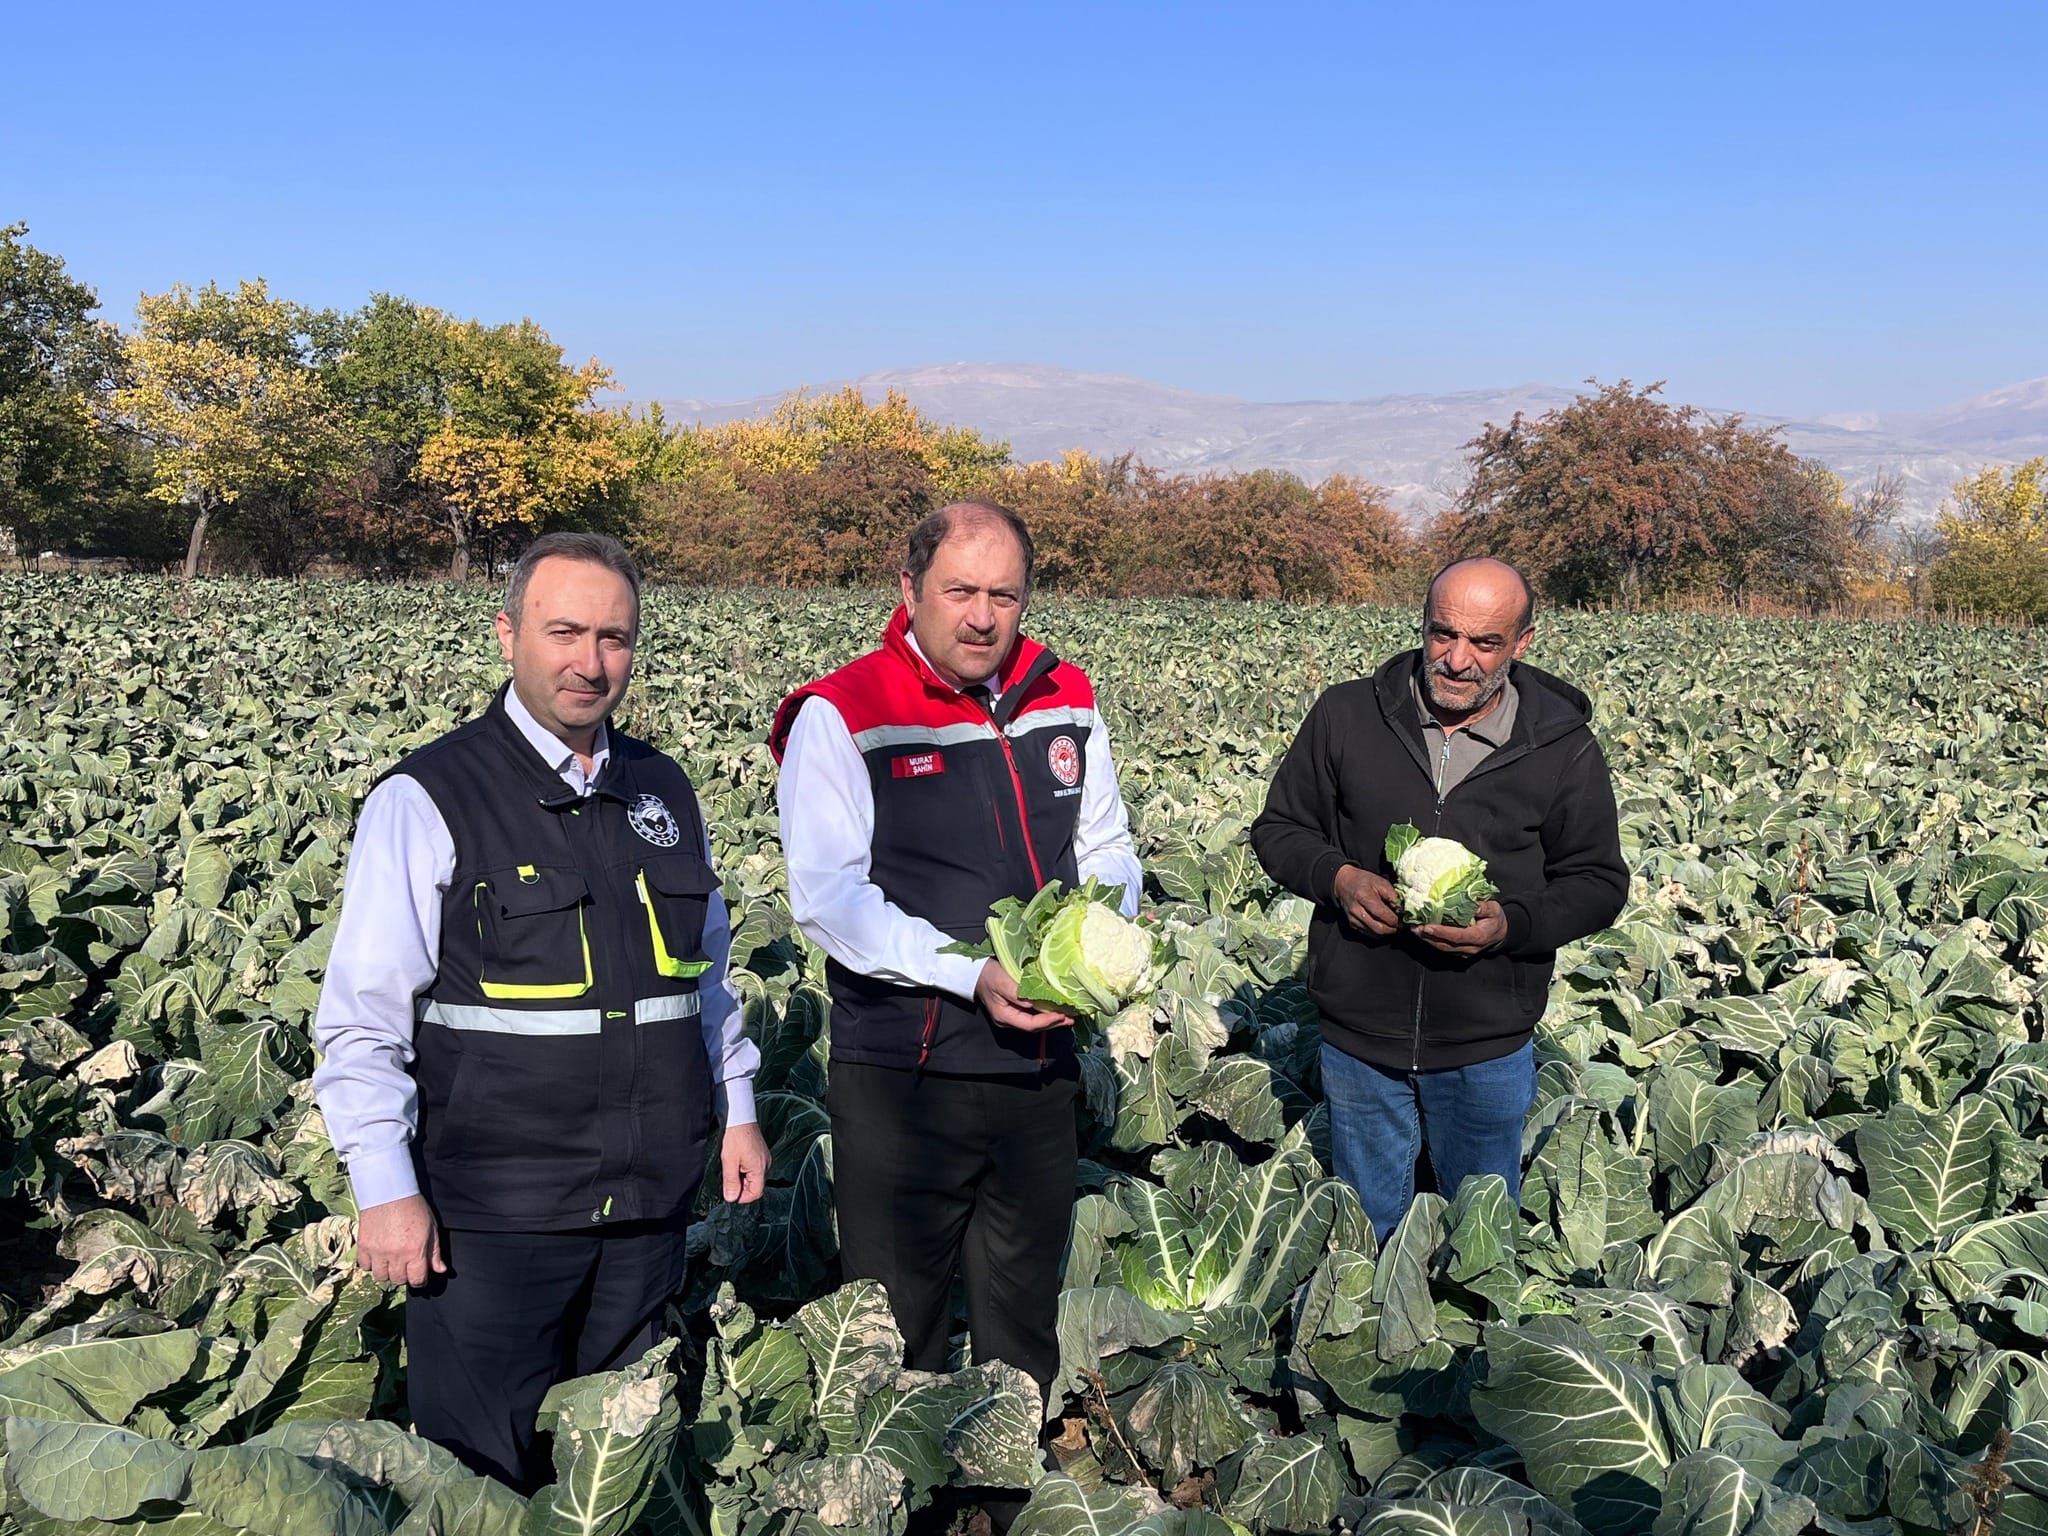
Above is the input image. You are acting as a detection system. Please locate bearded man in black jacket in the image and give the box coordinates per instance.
[1251,558,1627,1240]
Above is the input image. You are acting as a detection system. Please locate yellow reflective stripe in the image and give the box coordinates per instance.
[475,883,595,1000]
[637,869,713,979]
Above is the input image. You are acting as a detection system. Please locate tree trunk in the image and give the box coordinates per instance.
[182,504,212,582]
[447,517,469,583]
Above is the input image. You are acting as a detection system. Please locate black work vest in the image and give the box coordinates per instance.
[392,687,717,1231]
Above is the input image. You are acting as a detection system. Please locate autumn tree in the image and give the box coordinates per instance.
[704,387,1010,497]
[1928,459,2048,622]
[992,450,1138,594]
[114,281,359,578]
[1157,469,1412,601]
[1310,474,1422,603]
[749,444,936,586]
[634,387,1009,586]
[633,478,769,586]
[0,224,124,563]
[1454,381,1857,609]
[1703,452,1858,609]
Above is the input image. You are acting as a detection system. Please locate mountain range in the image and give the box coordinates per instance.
[654,364,2048,523]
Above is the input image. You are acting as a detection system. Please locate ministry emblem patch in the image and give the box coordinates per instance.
[1047,735,1081,788]
[627,793,682,848]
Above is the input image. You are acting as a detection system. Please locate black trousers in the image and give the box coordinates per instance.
[404,1220,687,1492]
[827,1061,1078,1391]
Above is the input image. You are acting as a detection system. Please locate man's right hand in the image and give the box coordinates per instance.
[1333,864,1402,936]
[355,1194,446,1288]
[977,959,1073,1033]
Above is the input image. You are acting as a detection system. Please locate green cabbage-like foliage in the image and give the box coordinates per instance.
[1385,823,1499,926]
[5,578,2048,1536]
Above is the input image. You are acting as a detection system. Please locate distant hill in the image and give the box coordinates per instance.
[654,364,2048,523]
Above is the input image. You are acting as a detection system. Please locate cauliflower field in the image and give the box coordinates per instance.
[3,575,2048,1536]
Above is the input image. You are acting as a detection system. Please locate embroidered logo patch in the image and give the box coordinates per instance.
[627,792,682,847]
[1047,735,1081,788]
[891,752,945,778]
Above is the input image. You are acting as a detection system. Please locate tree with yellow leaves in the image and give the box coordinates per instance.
[701,386,1009,497]
[113,281,359,579]
[1928,459,2048,622]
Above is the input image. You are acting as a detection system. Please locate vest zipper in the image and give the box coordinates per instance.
[987,722,1053,1063]
[997,730,1054,1066]
[597,790,639,1223]
[992,730,1047,889]
[916,997,939,1075]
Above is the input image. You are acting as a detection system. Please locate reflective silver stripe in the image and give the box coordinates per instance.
[419,1002,602,1035]
[418,994,702,1034]
[850,721,993,754]
[635,994,704,1023]
[849,706,1098,756]
[1004,705,1097,737]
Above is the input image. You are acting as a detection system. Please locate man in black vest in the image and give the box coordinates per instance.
[313,532,768,1490]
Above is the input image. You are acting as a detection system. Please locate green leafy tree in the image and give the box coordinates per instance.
[324,297,631,579]
[0,224,123,564]
[113,280,360,579]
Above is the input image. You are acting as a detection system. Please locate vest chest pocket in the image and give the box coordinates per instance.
[474,866,593,999]
[637,856,719,979]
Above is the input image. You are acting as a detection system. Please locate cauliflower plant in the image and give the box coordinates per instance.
[1385,823,1499,927]
[1042,900,1155,1014]
[942,877,1171,1045]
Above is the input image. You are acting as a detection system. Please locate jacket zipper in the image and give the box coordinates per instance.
[1398,674,1536,1073]
[1413,780,1449,1073]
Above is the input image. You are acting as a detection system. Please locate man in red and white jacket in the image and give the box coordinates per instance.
[770,500,1141,1402]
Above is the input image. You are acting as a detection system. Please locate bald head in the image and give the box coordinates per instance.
[1426,558,1534,638]
[1418,558,1534,725]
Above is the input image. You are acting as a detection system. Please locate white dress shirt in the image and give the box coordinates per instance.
[312,686,759,1214]
[779,637,1144,999]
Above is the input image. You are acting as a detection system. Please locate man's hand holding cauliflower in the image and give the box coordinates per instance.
[1332,823,1508,956]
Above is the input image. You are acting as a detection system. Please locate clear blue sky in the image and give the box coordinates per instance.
[7,1,2043,416]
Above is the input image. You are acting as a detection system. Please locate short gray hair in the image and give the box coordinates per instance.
[904,501,1036,599]
[504,533,642,630]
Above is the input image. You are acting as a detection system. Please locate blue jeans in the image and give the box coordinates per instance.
[1321,1040,1537,1243]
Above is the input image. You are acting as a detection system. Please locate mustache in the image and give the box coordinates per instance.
[1429,660,1483,683]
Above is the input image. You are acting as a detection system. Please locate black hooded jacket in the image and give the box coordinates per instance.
[1251,651,1628,1072]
